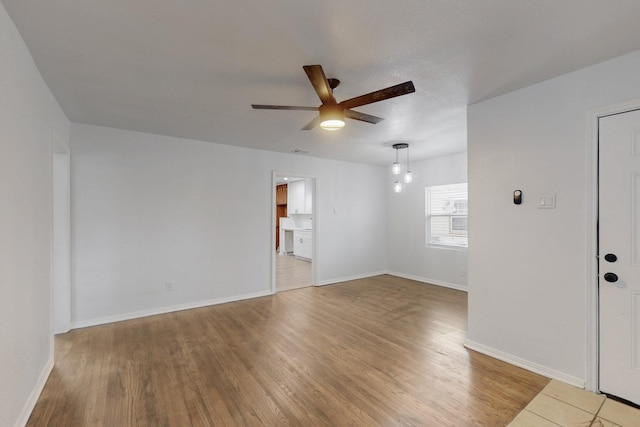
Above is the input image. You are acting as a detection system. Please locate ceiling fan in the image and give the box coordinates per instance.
[252,65,415,131]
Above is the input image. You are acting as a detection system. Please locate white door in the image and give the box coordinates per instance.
[599,109,640,405]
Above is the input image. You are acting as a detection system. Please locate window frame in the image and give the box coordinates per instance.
[425,183,468,249]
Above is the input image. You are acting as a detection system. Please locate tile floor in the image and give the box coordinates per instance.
[508,380,640,426]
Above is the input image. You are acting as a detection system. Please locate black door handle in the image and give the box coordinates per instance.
[604,253,617,262]
[604,272,618,283]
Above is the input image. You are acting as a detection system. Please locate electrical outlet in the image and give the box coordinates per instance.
[165,282,173,291]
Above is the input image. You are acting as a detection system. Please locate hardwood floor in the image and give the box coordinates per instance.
[28,275,548,426]
[276,252,311,292]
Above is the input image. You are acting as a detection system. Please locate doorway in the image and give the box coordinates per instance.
[272,173,315,292]
[597,108,640,406]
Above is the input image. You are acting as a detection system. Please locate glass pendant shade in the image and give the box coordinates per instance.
[392,162,401,175]
[394,181,402,193]
[404,170,413,183]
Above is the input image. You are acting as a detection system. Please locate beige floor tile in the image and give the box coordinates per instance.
[598,399,640,426]
[508,409,561,427]
[525,393,594,426]
[591,417,622,426]
[542,380,606,414]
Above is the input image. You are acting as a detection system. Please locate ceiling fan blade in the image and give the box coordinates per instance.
[344,110,384,124]
[301,116,321,130]
[252,104,318,111]
[340,81,415,110]
[303,65,337,105]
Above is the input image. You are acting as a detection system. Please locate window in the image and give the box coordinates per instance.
[426,183,468,248]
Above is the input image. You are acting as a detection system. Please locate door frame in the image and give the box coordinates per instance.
[50,130,71,335]
[270,171,317,293]
[587,98,640,393]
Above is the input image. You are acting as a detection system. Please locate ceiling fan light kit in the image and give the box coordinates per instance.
[252,64,415,131]
[319,104,345,130]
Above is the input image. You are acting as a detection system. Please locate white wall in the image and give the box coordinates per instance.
[70,124,387,326]
[52,150,71,334]
[467,49,640,385]
[0,3,70,427]
[387,152,468,290]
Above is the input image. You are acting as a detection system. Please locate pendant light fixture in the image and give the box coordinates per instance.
[392,143,411,192]
[404,144,413,183]
[392,146,401,175]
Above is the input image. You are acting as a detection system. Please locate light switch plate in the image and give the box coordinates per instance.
[538,194,556,209]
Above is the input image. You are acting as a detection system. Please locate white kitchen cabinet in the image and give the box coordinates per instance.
[287,179,312,214]
[304,179,313,214]
[293,230,312,260]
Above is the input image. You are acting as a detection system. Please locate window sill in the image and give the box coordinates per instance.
[426,244,468,252]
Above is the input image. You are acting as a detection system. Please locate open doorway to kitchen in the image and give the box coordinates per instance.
[272,172,315,292]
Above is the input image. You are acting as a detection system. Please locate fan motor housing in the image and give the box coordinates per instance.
[319,104,345,118]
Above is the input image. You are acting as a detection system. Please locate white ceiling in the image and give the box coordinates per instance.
[4,1,640,165]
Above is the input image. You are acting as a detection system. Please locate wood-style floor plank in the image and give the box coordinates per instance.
[276,253,311,292]
[27,275,549,426]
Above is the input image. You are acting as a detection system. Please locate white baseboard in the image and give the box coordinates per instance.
[70,272,462,329]
[386,271,468,292]
[15,355,53,427]
[316,271,387,286]
[71,290,273,330]
[464,339,585,388]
